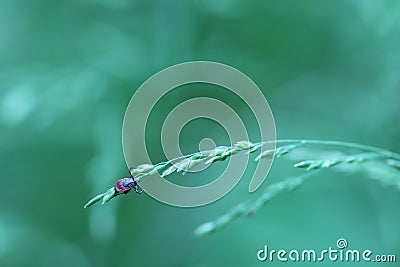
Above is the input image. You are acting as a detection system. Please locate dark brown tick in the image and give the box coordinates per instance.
[114,169,143,195]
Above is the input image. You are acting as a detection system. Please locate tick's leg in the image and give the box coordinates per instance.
[134,184,143,194]
[128,166,137,177]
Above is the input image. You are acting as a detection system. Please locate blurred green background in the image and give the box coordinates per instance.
[1,0,399,266]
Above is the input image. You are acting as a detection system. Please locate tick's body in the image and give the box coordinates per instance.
[114,170,143,195]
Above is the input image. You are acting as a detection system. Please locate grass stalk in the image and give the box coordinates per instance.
[84,139,400,210]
